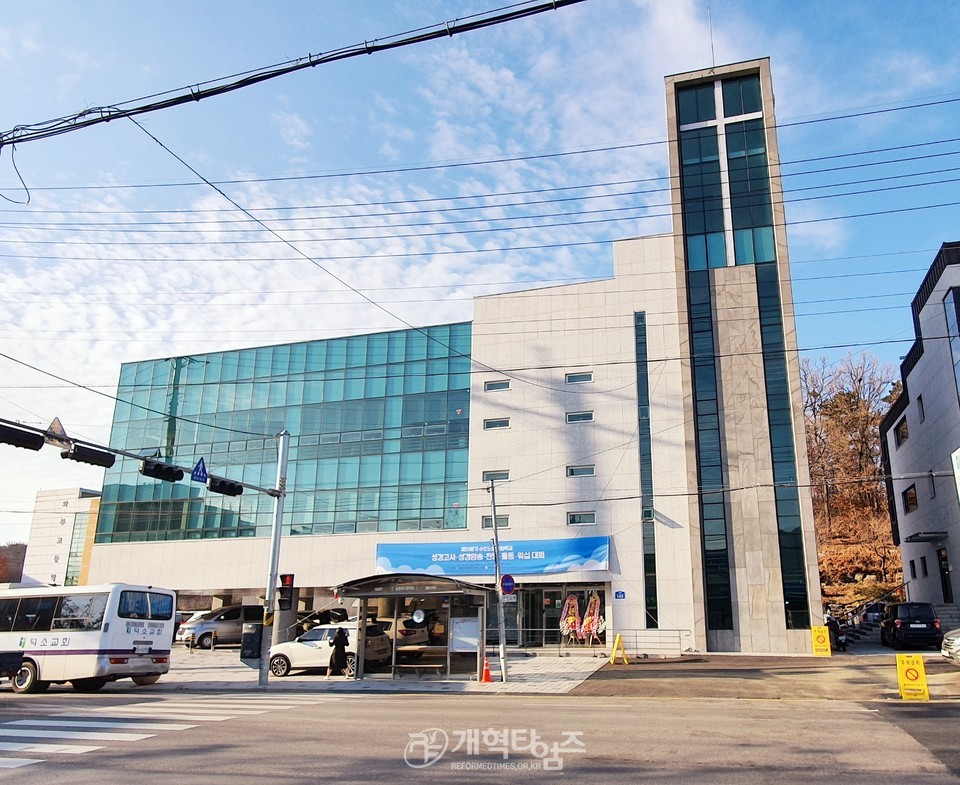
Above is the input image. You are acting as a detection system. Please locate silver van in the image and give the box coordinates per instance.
[175,605,262,648]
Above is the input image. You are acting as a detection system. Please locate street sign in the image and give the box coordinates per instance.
[191,457,208,484]
[811,625,831,656]
[500,574,515,595]
[896,653,930,701]
[614,590,626,600]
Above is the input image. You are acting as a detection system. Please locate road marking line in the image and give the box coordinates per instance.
[0,729,153,742]
[0,758,42,768]
[7,720,197,731]
[55,711,233,723]
[0,742,101,754]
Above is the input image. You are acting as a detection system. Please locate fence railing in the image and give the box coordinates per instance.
[490,627,691,657]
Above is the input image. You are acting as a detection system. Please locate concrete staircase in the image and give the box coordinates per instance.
[935,604,960,633]
[845,618,880,644]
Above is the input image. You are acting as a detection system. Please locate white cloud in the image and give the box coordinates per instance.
[273,111,313,149]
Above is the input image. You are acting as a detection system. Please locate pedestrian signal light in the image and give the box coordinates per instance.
[278,573,295,611]
[207,475,243,496]
[140,459,185,482]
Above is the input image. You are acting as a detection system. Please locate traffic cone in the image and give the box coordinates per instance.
[481,656,493,683]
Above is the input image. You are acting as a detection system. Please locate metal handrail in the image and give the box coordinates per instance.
[830,581,910,626]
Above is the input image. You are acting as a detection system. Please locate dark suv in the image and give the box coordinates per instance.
[880,602,943,650]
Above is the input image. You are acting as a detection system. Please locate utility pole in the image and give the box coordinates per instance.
[488,480,508,683]
[258,429,290,688]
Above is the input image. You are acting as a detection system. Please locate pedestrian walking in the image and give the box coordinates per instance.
[326,627,349,679]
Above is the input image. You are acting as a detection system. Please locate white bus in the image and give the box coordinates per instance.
[0,583,176,694]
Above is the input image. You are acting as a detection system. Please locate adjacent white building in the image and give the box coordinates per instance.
[880,241,960,610]
[21,488,99,587]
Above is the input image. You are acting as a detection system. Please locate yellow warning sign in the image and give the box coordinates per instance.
[896,654,930,701]
[811,625,832,657]
[609,633,629,665]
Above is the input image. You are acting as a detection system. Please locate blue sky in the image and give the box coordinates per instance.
[1,0,959,543]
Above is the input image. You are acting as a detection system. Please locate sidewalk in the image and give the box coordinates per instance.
[147,646,606,694]
[131,644,960,700]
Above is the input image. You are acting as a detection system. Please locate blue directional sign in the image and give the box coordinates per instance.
[191,457,208,484]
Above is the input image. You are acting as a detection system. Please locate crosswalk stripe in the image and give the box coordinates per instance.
[93,705,266,715]
[0,729,154,742]
[56,711,234,722]
[0,742,102,754]
[0,758,42,768]
[7,720,197,731]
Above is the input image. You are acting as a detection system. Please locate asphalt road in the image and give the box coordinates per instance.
[0,690,957,785]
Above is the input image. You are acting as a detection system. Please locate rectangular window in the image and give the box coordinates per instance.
[481,515,509,529]
[567,512,596,526]
[565,372,593,384]
[566,465,596,477]
[920,555,929,577]
[902,484,918,513]
[13,596,58,632]
[909,559,917,579]
[484,380,510,392]
[917,394,925,422]
[483,418,510,430]
[566,411,594,423]
[118,590,174,620]
[482,470,510,482]
[894,417,909,448]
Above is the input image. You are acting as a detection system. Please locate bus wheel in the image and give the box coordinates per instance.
[12,661,49,694]
[132,675,161,686]
[71,677,107,693]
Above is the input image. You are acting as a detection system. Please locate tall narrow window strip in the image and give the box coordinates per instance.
[756,264,811,628]
[635,312,659,628]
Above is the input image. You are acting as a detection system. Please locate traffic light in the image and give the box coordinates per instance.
[0,423,44,451]
[278,573,295,611]
[61,444,116,468]
[139,459,184,482]
[207,475,243,496]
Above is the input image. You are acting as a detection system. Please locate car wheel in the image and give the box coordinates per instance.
[269,655,291,677]
[344,653,357,678]
[12,661,49,694]
[197,633,213,650]
[132,675,161,686]
[71,677,107,693]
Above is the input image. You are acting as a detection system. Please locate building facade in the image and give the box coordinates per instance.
[880,242,960,609]
[22,488,100,587]
[86,59,821,653]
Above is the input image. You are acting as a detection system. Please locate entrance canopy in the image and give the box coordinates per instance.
[334,572,490,599]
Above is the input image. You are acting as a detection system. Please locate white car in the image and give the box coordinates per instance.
[268,622,391,677]
[941,627,960,666]
[376,616,430,659]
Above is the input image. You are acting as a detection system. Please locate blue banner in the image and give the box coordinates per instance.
[376,536,609,577]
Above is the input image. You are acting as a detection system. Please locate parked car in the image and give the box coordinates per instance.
[268,621,391,677]
[376,616,430,659]
[879,602,943,650]
[941,627,960,666]
[172,610,208,642]
[175,605,263,648]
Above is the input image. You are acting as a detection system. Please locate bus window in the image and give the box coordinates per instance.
[0,598,17,632]
[53,593,108,631]
[118,590,174,621]
[13,596,58,632]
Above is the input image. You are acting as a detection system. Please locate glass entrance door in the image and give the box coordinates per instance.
[938,547,954,604]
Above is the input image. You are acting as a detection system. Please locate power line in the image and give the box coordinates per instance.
[0,1,589,150]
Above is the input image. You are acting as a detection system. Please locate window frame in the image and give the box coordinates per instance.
[482,470,510,482]
[902,484,919,513]
[894,417,909,448]
[567,511,597,526]
[484,380,511,392]
[481,515,509,529]
[566,465,596,477]
[565,371,593,384]
[483,418,510,430]
[566,411,594,424]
